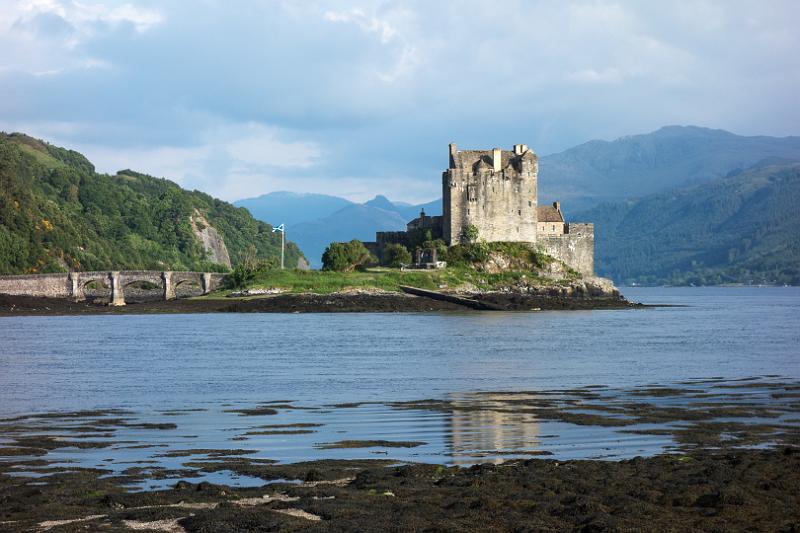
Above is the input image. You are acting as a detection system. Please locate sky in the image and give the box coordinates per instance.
[1,0,799,203]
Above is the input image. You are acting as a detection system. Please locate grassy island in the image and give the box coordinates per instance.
[215,241,585,297]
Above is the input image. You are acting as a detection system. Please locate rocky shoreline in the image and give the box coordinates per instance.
[1,448,797,532]
[0,287,638,317]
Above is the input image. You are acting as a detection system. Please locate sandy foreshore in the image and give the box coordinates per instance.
[0,291,640,317]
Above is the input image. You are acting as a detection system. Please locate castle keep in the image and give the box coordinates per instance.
[444,144,539,244]
[368,143,595,275]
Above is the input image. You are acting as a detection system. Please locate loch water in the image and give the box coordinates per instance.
[0,287,798,484]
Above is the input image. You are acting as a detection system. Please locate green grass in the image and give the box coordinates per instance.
[225,268,447,294]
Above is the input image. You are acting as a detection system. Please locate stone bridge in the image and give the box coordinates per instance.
[0,271,226,306]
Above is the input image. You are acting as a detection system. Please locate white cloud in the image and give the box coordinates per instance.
[17,0,163,34]
[0,0,798,203]
[1,0,162,75]
[324,8,397,43]
[67,123,323,201]
[323,5,419,83]
[567,67,622,84]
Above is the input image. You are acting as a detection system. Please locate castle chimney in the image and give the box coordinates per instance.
[514,144,522,155]
[449,143,457,168]
[492,147,502,172]
[553,201,561,212]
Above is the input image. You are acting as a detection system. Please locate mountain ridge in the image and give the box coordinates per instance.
[538,125,800,212]
[574,161,800,285]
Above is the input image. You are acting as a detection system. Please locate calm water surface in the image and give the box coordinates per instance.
[0,287,798,481]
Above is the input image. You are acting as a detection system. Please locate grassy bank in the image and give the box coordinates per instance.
[211,243,585,297]
[215,267,568,296]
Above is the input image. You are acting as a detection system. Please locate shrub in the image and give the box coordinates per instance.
[226,258,278,289]
[382,243,411,268]
[446,242,490,265]
[460,224,479,244]
[322,240,374,272]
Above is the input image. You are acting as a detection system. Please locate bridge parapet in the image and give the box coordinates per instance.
[0,273,70,298]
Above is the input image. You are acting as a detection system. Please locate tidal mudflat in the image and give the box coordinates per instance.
[1,379,799,531]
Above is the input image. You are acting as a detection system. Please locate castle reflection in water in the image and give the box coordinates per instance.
[445,392,541,465]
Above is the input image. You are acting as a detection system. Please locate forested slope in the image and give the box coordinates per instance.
[576,162,800,285]
[0,133,302,274]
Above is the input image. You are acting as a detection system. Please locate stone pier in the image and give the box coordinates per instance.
[109,271,126,306]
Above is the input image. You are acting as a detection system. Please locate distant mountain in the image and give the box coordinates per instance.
[235,192,442,266]
[241,195,438,268]
[0,133,303,274]
[539,126,800,213]
[291,203,410,268]
[365,195,441,221]
[574,161,800,285]
[234,191,353,227]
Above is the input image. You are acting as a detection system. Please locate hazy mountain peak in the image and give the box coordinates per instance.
[364,194,396,210]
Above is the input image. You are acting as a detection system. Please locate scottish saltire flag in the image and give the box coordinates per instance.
[272,223,285,233]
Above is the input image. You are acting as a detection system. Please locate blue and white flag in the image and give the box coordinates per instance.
[272,223,285,233]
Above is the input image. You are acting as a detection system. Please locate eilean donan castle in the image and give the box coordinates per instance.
[367,143,595,275]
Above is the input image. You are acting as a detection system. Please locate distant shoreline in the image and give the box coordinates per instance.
[0,291,639,317]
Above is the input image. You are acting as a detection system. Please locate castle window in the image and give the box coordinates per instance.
[528,201,532,207]
[518,210,522,216]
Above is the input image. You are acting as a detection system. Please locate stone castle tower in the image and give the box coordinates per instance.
[442,143,538,245]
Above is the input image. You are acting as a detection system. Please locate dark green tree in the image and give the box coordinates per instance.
[322,240,373,271]
[382,243,411,268]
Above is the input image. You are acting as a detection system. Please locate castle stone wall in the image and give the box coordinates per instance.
[538,223,594,276]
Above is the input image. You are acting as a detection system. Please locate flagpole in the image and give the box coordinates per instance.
[281,226,285,270]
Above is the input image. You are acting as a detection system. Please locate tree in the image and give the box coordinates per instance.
[321,242,350,271]
[322,240,374,271]
[382,243,411,268]
[408,228,433,250]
